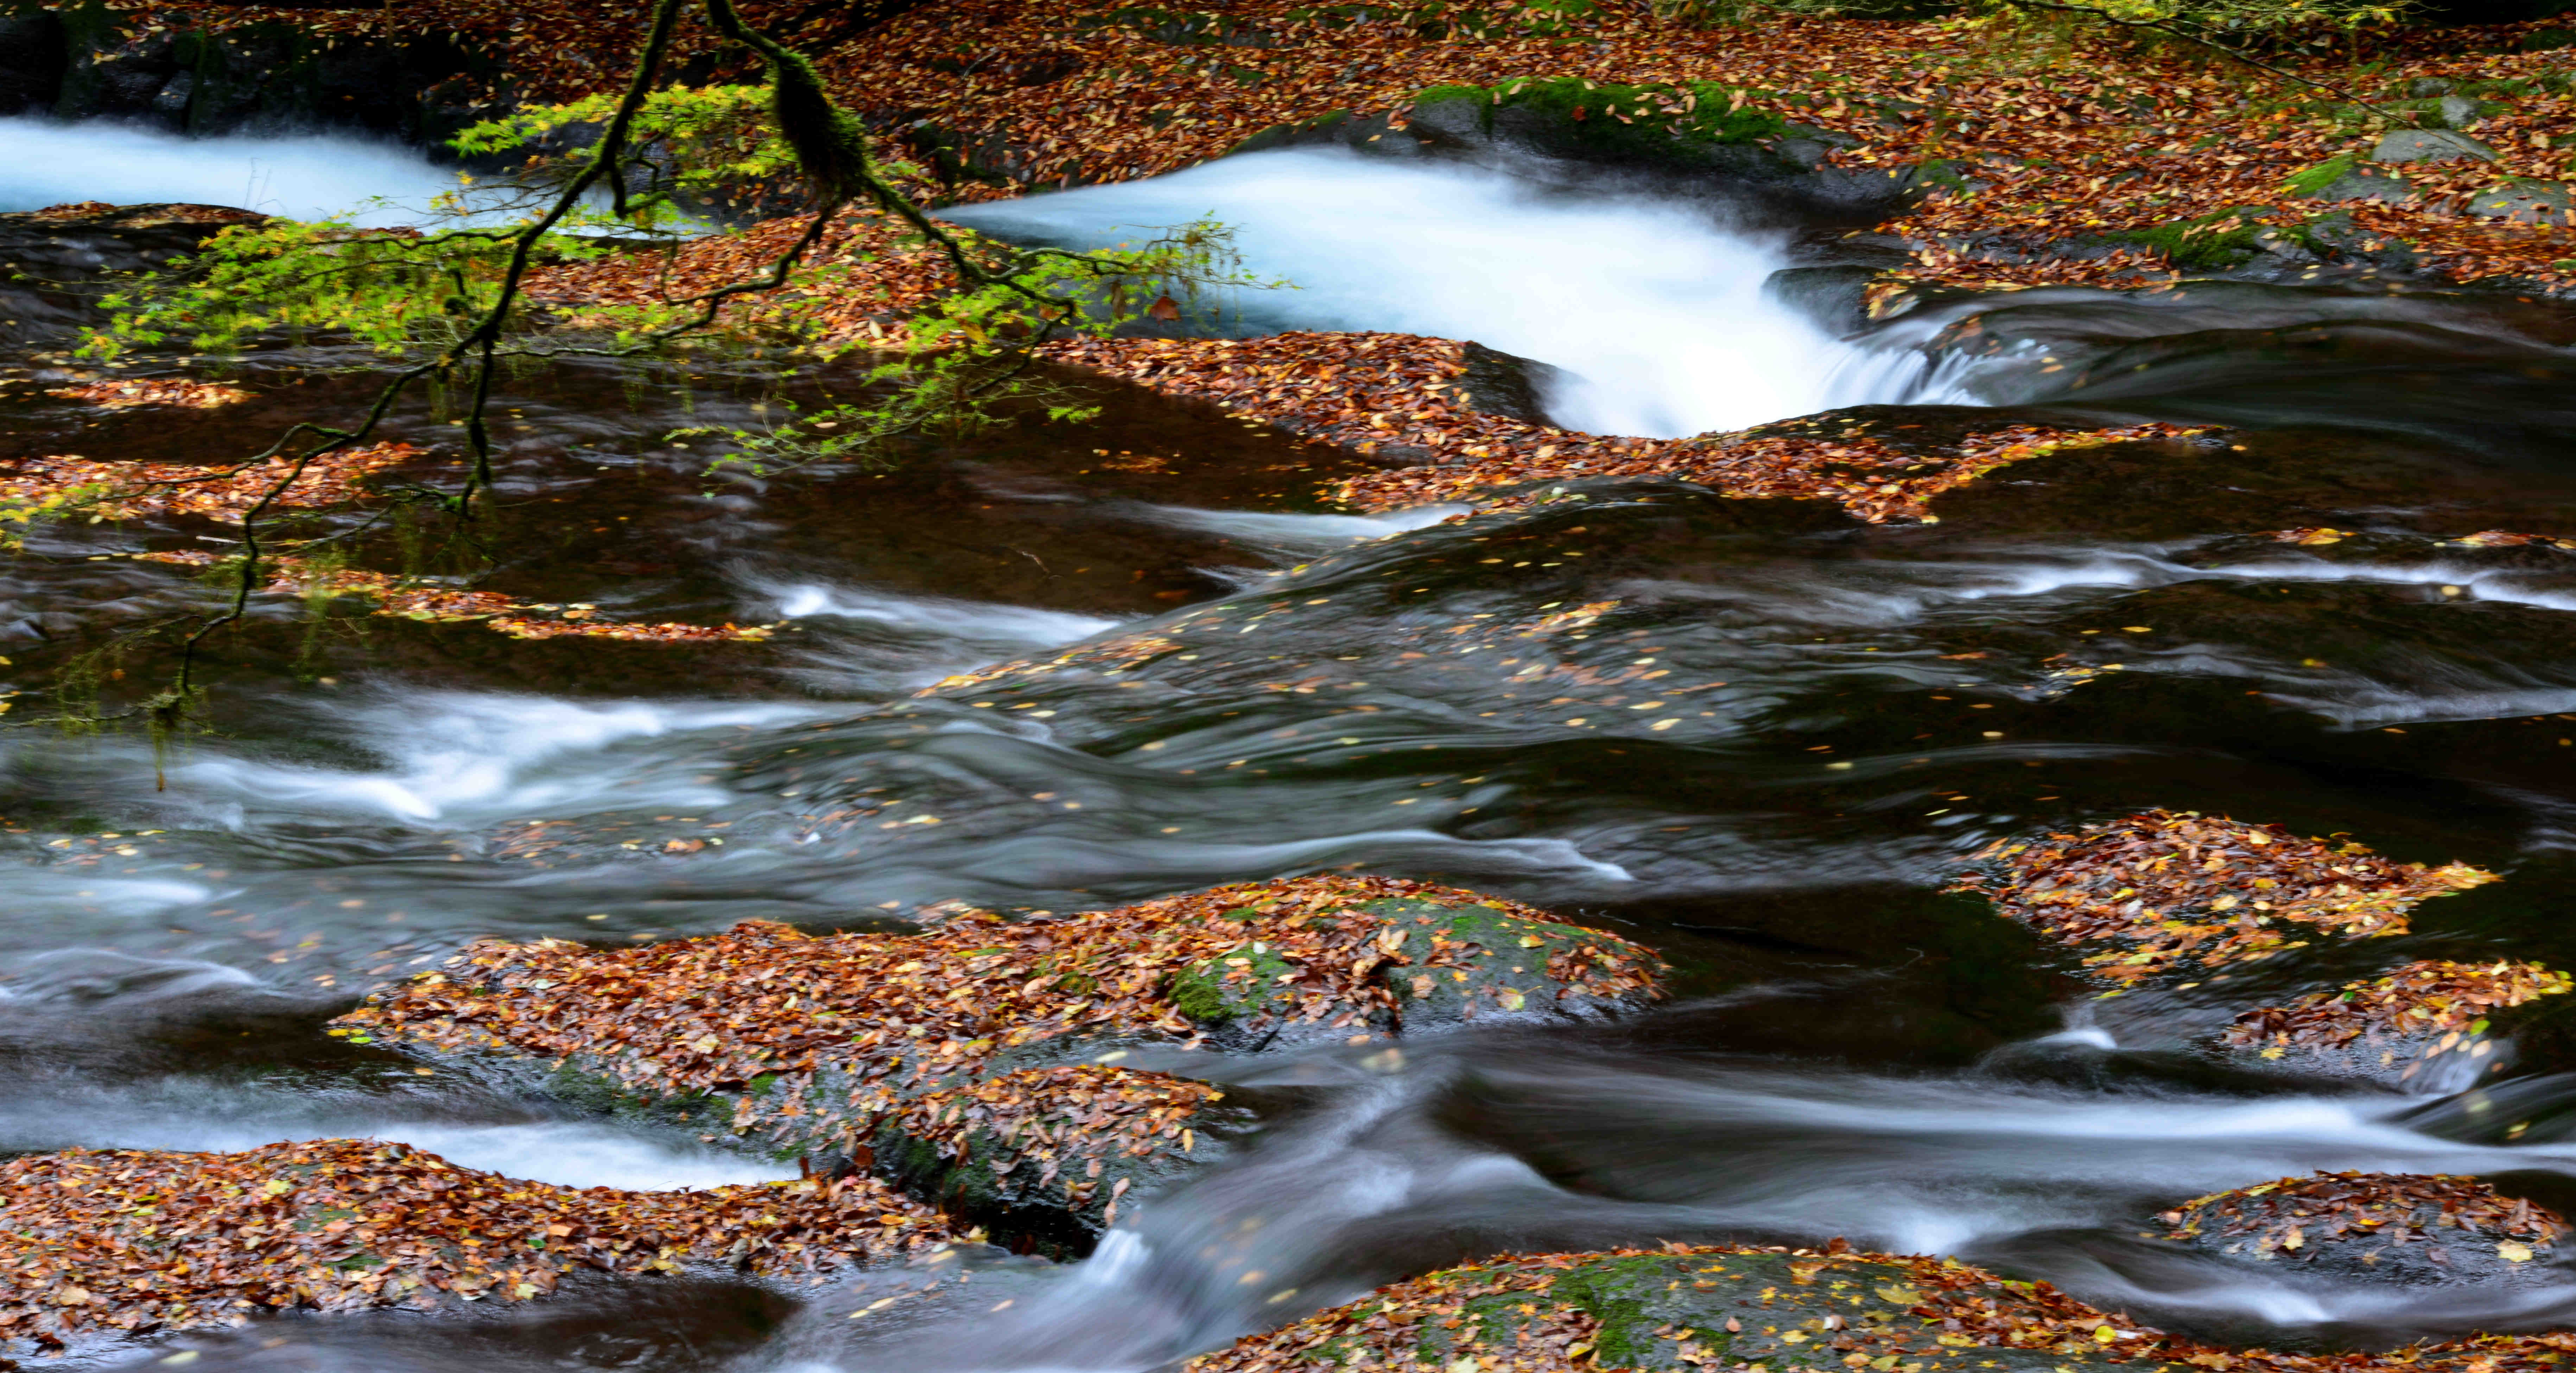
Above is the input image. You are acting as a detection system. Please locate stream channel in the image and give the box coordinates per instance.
[9,119,2576,1371]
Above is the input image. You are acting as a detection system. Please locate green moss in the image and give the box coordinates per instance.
[2104,207,2286,269]
[2283,153,2359,198]
[1417,76,1790,165]
[1169,943,1300,1024]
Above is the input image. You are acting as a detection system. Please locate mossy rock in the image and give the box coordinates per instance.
[1189,1240,2576,1371]
[1186,1246,2145,1372]
[2286,153,2412,205]
[334,876,1667,1253]
[1411,75,1793,168]
[1379,903,1649,1029]
[869,1064,1251,1256]
[1399,77,1924,219]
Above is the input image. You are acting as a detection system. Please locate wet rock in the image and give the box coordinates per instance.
[332,876,1664,1247]
[2372,129,2499,165]
[0,1139,959,1358]
[1187,1240,2576,1372]
[1953,812,2571,1084]
[2162,1171,2569,1288]
[2227,959,2571,1085]
[1441,340,1568,428]
[872,1064,1248,1250]
[40,13,487,140]
[1185,1244,2164,1372]
[1400,77,1927,221]
[0,203,269,351]
[2466,179,2576,225]
[1953,809,2496,987]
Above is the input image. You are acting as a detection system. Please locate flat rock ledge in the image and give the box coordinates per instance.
[1953,809,2566,1084]
[1184,1242,2576,1373]
[0,1139,959,1359]
[330,876,1664,1247]
[2164,1171,2570,1288]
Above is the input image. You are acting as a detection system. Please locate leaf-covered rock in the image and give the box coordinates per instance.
[873,1064,1245,1250]
[1954,809,2496,986]
[2227,959,2573,1084]
[331,876,1663,1245]
[0,1139,959,1357]
[2162,1171,2569,1287]
[1183,1245,2165,1372]
[1953,812,2568,1084]
[1186,1240,2576,1372]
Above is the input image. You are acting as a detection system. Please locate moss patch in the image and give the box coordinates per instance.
[1414,75,1792,169]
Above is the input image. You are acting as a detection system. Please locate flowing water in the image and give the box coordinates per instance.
[9,139,2576,1371]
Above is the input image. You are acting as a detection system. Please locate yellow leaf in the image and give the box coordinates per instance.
[2501,1241,2536,1262]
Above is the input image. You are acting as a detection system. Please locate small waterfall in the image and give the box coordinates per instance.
[943,146,1969,438]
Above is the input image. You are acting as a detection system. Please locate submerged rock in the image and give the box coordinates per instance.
[2162,1171,2570,1288]
[0,1139,958,1357]
[332,876,1664,1247]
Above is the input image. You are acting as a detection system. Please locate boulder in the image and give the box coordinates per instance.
[1186,1244,2164,1372]
[1191,1240,2576,1372]
[2162,1171,2569,1288]
[0,1139,959,1358]
[1952,811,2571,1083]
[870,1064,1245,1252]
[331,876,1665,1249]
[1442,340,1569,428]
[2373,129,2498,165]
[2226,959,2570,1086]
[2287,155,2413,206]
[1397,77,1926,222]
[1954,810,2496,989]
[2465,179,2575,225]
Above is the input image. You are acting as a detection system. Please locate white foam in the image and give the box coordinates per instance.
[1127,502,1469,554]
[768,582,1122,645]
[943,147,1964,438]
[160,692,834,826]
[0,1089,790,1191]
[0,117,494,226]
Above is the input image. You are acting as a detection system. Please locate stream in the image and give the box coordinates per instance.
[9,126,2576,1371]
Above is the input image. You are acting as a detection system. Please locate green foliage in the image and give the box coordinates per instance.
[683,218,1276,474]
[451,85,801,211]
[2102,205,2343,267]
[2283,152,2360,195]
[0,484,111,551]
[74,204,647,362]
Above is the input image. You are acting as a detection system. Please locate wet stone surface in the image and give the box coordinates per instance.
[330,876,1664,1246]
[2162,1172,2572,1289]
[0,1138,959,1358]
